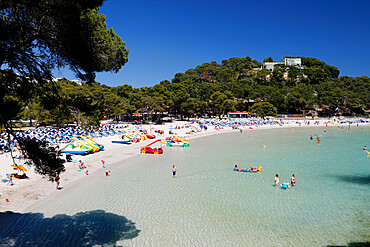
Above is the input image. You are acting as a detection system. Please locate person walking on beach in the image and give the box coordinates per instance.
[291,174,296,186]
[101,160,106,168]
[79,160,85,169]
[274,174,279,186]
[172,165,177,178]
[8,176,14,186]
[55,173,60,190]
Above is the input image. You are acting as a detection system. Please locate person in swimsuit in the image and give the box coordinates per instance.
[291,174,296,186]
[234,165,242,171]
[274,174,279,186]
[8,176,14,186]
[172,165,177,178]
[55,173,60,190]
[79,160,86,170]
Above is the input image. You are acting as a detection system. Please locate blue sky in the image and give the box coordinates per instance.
[55,0,370,87]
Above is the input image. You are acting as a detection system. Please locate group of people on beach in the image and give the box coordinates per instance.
[77,159,110,177]
[102,160,111,176]
[55,159,111,190]
[275,174,296,188]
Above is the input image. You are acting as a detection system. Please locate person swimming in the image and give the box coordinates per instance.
[364,146,367,150]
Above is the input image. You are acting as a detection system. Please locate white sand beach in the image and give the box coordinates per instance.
[0,118,366,213]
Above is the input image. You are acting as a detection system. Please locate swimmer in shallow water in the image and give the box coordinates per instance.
[364,146,367,150]
[291,174,296,186]
[172,165,177,177]
[274,174,279,186]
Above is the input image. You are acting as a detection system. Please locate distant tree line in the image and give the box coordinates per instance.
[9,56,369,127]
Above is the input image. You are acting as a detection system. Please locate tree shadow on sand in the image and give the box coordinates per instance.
[0,210,140,246]
[334,174,370,186]
[326,241,370,247]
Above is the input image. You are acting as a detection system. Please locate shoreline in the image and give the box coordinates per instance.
[0,119,368,213]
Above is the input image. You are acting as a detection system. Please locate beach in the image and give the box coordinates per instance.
[0,118,369,246]
[0,118,367,213]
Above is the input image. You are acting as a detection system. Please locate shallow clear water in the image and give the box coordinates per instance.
[1,126,369,246]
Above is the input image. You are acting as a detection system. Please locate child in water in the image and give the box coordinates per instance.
[172,165,177,178]
[281,182,290,189]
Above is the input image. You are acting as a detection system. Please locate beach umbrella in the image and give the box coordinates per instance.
[11,164,27,171]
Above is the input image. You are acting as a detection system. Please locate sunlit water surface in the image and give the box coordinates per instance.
[1,126,369,246]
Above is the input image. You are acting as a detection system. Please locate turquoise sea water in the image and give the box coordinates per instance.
[0,126,369,246]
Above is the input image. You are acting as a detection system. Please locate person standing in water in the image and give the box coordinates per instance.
[291,174,296,186]
[274,174,279,186]
[172,165,177,178]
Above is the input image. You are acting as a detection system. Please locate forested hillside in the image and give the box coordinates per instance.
[9,57,370,126]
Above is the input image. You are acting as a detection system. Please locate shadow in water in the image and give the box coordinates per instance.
[334,174,370,186]
[326,241,370,247]
[0,210,140,246]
